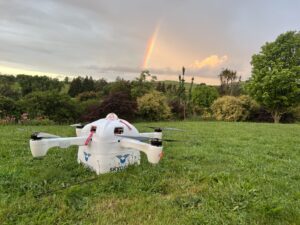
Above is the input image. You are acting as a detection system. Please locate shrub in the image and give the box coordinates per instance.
[239,95,259,117]
[211,95,258,122]
[19,91,80,123]
[82,92,137,121]
[0,95,20,119]
[76,91,98,101]
[137,91,171,121]
[192,84,219,108]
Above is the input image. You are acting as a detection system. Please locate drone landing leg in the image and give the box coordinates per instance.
[30,136,87,157]
[120,138,162,164]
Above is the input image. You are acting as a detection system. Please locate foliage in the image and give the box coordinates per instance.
[246,31,300,123]
[211,95,257,121]
[291,105,300,121]
[82,91,137,121]
[104,77,132,97]
[16,74,63,96]
[155,82,166,93]
[168,98,184,119]
[218,69,242,96]
[0,84,20,100]
[239,95,259,115]
[94,78,108,93]
[137,91,171,121]
[131,70,156,99]
[0,122,300,224]
[192,84,219,109]
[76,91,98,102]
[68,77,83,97]
[0,95,20,118]
[19,91,80,123]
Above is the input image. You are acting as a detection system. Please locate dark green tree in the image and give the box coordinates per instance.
[68,77,83,97]
[82,76,95,92]
[246,31,300,123]
[16,75,63,96]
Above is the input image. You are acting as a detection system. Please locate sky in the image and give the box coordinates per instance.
[0,0,300,84]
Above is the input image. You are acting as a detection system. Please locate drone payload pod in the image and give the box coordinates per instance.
[30,113,164,174]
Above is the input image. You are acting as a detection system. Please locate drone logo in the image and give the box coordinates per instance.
[116,154,130,165]
[84,152,91,161]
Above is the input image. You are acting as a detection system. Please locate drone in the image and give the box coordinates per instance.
[29,113,180,174]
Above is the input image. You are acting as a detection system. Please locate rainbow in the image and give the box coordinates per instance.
[142,23,160,69]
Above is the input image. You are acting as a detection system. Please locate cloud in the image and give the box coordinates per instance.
[0,1,299,84]
[192,55,228,69]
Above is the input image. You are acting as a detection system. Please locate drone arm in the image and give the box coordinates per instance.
[30,136,88,157]
[120,138,162,164]
[139,132,162,139]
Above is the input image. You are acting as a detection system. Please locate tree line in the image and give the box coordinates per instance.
[0,31,299,124]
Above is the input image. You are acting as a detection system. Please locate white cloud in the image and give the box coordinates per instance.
[192,55,228,69]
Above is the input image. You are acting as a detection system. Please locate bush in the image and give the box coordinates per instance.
[192,84,219,108]
[137,91,171,121]
[19,91,80,123]
[76,91,98,101]
[0,95,20,119]
[239,95,259,116]
[168,98,184,120]
[82,92,137,121]
[211,95,258,122]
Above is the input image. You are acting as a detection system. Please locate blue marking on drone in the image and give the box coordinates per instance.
[84,152,91,161]
[116,154,130,164]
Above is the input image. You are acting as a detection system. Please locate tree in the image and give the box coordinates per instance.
[16,75,63,96]
[192,84,219,109]
[246,31,300,123]
[177,67,187,119]
[104,77,132,97]
[94,78,108,93]
[218,69,241,96]
[131,70,156,99]
[68,77,83,97]
[20,91,80,123]
[82,76,95,92]
[137,91,171,121]
[82,92,137,121]
[0,95,19,119]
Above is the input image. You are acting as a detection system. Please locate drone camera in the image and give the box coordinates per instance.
[114,127,124,134]
[90,126,97,132]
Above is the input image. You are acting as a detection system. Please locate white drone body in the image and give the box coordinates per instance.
[30,113,164,174]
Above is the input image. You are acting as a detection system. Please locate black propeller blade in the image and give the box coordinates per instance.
[31,132,60,140]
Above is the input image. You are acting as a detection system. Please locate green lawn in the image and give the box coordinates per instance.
[0,122,299,225]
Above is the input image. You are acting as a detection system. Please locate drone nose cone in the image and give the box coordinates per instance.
[106,113,118,120]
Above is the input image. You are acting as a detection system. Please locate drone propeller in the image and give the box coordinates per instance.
[70,123,86,129]
[146,126,184,132]
[115,134,180,143]
[31,132,60,140]
[116,135,150,142]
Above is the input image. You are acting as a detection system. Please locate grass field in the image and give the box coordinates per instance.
[0,122,299,225]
